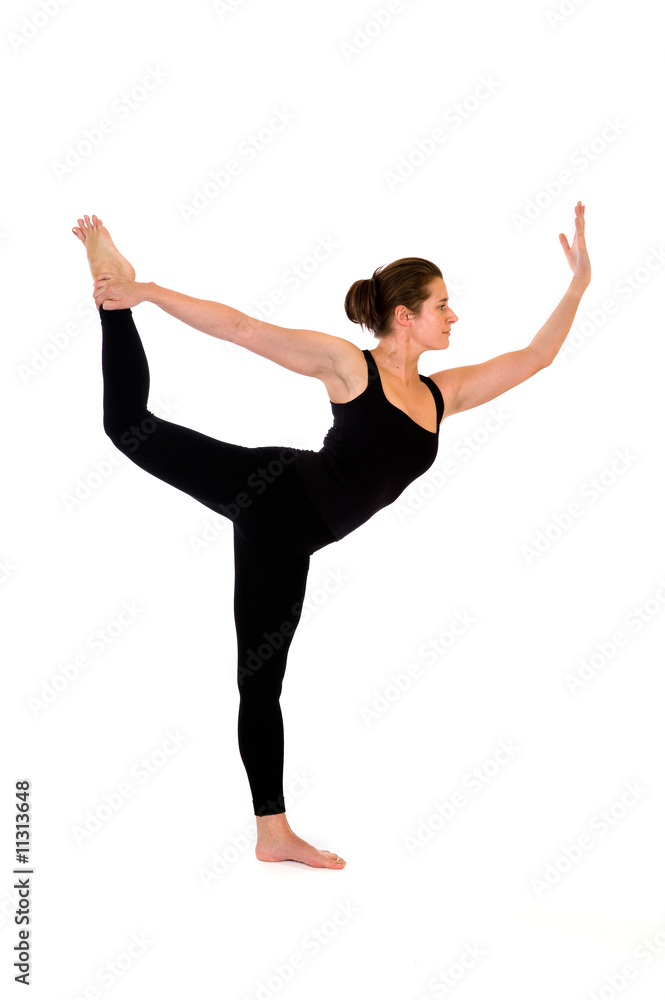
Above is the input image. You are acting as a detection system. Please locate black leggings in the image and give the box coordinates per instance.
[99,304,336,816]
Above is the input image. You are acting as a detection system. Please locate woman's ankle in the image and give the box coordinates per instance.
[256,811,290,835]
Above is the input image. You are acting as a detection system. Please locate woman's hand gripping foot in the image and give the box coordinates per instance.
[92,273,148,311]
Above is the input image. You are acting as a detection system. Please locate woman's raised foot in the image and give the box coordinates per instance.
[72,214,136,281]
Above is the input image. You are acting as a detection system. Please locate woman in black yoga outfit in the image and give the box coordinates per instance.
[72,205,590,868]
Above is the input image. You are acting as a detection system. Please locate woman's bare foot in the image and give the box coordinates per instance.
[255,813,346,869]
[72,214,136,281]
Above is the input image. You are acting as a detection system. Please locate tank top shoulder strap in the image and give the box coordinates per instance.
[420,373,445,424]
[362,349,381,387]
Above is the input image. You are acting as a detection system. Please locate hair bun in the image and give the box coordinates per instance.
[343,257,441,338]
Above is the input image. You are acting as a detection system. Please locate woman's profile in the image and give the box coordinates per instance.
[72,202,590,868]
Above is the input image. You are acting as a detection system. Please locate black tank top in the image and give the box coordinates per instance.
[293,349,444,540]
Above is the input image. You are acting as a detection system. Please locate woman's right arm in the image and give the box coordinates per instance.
[93,274,360,383]
[144,281,247,344]
[145,282,362,381]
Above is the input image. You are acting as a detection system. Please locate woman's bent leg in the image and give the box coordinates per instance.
[233,526,311,816]
[100,303,277,518]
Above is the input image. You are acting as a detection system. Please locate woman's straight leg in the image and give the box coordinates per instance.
[232,526,312,816]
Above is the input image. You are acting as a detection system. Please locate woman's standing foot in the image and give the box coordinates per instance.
[255,812,346,869]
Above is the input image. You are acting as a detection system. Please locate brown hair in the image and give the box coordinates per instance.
[344,256,442,338]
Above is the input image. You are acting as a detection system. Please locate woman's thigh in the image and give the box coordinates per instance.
[232,525,312,692]
[116,406,336,550]
[114,415,310,530]
[233,450,336,554]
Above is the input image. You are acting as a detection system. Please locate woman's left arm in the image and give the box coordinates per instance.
[430,201,591,418]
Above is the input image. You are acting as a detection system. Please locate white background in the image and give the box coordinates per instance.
[2,0,664,997]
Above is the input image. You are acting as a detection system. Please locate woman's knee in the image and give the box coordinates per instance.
[104,410,159,455]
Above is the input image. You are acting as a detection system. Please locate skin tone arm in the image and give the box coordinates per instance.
[529,273,590,364]
[429,201,591,416]
[530,200,591,364]
[91,276,354,380]
[93,279,249,342]
[92,201,591,400]
[147,284,247,342]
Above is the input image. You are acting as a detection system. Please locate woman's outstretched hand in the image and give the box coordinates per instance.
[93,273,147,310]
[559,201,590,282]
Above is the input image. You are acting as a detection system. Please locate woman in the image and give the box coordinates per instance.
[72,203,590,868]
